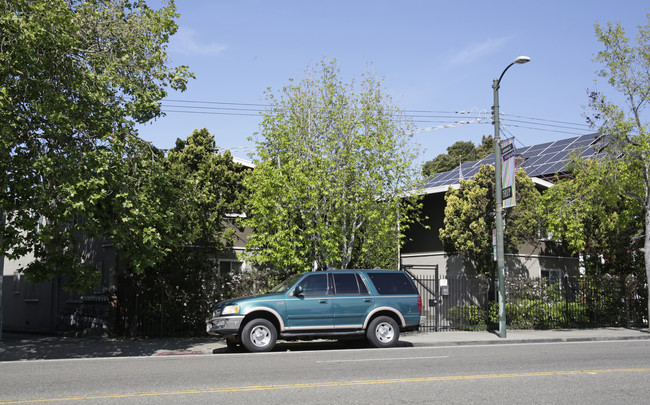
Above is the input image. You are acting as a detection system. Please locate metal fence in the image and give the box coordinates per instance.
[104,271,647,338]
[413,273,648,331]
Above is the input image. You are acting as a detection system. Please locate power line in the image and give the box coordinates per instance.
[501,113,591,128]
[159,98,592,138]
[162,109,260,117]
[501,117,592,132]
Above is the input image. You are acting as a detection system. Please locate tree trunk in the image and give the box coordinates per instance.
[645,204,650,332]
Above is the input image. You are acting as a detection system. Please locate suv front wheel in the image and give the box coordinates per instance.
[241,318,277,352]
[367,316,399,348]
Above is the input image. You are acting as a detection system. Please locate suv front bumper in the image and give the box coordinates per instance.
[206,316,244,336]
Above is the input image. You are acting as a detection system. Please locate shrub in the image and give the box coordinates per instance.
[449,305,486,330]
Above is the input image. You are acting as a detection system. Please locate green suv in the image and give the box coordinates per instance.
[206,269,422,352]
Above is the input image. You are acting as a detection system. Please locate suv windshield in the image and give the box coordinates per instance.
[268,273,303,294]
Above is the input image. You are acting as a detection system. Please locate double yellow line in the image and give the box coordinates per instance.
[2,368,649,404]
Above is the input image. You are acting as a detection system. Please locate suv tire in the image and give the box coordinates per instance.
[367,316,399,348]
[241,318,277,352]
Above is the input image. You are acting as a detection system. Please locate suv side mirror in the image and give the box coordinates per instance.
[293,285,304,296]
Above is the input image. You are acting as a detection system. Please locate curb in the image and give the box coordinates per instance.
[408,334,650,347]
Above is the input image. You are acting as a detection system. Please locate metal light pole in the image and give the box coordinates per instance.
[493,56,530,338]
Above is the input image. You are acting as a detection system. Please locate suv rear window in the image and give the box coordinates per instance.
[367,272,418,295]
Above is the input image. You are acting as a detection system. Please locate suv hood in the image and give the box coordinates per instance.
[216,292,285,308]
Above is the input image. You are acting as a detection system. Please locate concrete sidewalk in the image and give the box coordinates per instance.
[1,327,648,361]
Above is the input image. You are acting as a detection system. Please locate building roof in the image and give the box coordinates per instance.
[233,156,256,168]
[422,133,605,193]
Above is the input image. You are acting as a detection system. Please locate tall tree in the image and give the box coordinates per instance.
[166,128,247,248]
[439,165,542,275]
[0,0,193,289]
[541,159,644,276]
[422,135,494,178]
[243,59,421,273]
[113,128,249,337]
[561,15,650,326]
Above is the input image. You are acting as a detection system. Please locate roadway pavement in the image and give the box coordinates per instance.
[1,327,648,361]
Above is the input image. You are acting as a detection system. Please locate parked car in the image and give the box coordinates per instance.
[206,269,422,352]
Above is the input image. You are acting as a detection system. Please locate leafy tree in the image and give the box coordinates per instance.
[114,128,249,336]
[422,135,494,178]
[0,0,193,290]
[243,59,421,273]
[545,15,650,326]
[166,128,247,248]
[540,159,644,276]
[439,165,542,275]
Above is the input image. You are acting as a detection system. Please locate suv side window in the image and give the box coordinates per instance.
[368,272,418,295]
[297,273,329,296]
[332,273,369,295]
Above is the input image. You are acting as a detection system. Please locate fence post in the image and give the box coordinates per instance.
[160,289,164,338]
[134,292,139,339]
[563,275,569,328]
[434,266,440,332]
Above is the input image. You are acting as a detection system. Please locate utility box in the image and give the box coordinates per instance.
[440,279,449,296]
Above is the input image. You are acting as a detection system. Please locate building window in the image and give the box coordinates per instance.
[218,260,242,274]
[541,269,561,285]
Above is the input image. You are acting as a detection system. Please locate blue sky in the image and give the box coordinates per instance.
[137,0,649,168]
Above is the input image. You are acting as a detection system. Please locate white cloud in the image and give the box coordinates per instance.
[171,28,227,56]
[449,37,509,66]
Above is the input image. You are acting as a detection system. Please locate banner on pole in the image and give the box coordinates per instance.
[500,137,516,208]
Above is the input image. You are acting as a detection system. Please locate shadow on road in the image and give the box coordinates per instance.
[211,338,415,354]
[1,332,415,360]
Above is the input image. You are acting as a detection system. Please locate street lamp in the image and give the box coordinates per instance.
[493,55,530,339]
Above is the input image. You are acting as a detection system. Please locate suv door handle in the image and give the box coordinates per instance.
[319,300,328,304]
[364,299,372,303]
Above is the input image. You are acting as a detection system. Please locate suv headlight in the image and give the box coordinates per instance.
[222,305,240,315]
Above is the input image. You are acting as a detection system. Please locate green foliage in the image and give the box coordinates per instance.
[540,159,644,276]
[113,129,249,336]
[166,128,247,248]
[448,274,645,330]
[243,59,422,273]
[589,14,650,326]
[541,15,650,325]
[448,305,486,330]
[115,249,282,337]
[0,0,194,290]
[422,135,493,178]
[439,165,542,275]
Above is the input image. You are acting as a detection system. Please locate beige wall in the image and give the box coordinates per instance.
[402,251,579,279]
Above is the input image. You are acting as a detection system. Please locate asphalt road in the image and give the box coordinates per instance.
[1,340,649,404]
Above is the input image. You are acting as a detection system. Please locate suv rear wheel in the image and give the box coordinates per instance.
[367,316,399,348]
[241,318,277,352]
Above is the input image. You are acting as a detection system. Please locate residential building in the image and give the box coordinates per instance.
[401,133,606,279]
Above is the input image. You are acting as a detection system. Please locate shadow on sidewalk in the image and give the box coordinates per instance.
[0,333,219,361]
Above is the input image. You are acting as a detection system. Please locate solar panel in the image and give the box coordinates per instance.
[551,138,574,148]
[523,155,544,167]
[541,145,566,154]
[421,133,605,191]
[546,161,567,174]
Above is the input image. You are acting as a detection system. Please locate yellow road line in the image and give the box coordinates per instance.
[1,368,648,404]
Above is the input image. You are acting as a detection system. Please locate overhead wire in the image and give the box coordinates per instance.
[157,98,593,139]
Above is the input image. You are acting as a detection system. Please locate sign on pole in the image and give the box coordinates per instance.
[500,137,516,208]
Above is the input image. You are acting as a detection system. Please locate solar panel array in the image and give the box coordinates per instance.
[423,133,605,189]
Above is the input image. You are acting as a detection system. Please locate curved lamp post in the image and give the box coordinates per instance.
[493,56,530,338]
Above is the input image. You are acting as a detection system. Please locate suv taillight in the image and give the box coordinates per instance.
[418,297,422,312]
